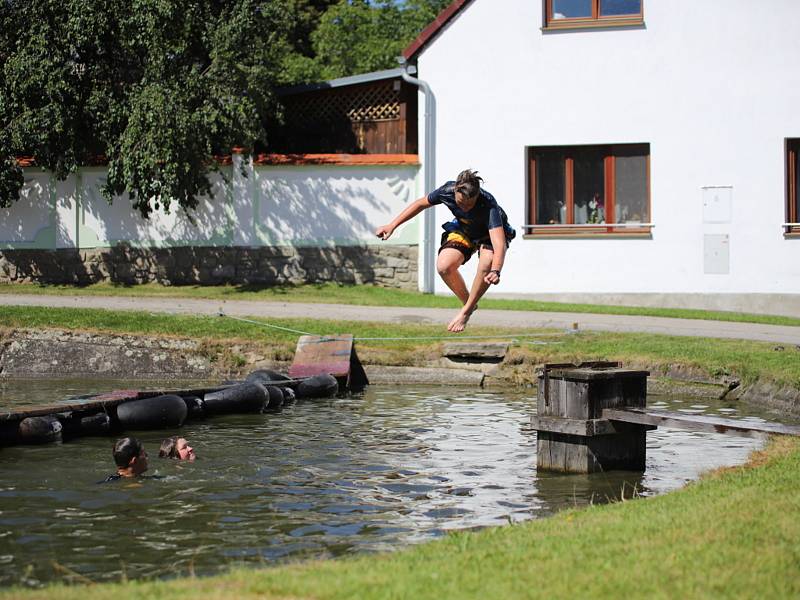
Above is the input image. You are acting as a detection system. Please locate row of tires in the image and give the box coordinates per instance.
[10,370,339,445]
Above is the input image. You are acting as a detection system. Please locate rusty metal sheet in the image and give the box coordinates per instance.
[288,335,354,379]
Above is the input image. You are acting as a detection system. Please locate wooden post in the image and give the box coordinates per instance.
[532,362,653,473]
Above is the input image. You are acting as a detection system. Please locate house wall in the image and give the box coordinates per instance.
[414,0,800,310]
[0,156,421,287]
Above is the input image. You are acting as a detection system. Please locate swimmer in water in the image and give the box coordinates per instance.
[158,436,196,461]
[99,437,149,482]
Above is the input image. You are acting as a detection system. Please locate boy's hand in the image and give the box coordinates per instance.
[484,269,501,285]
[375,225,394,240]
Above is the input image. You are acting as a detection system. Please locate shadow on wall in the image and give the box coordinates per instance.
[0,244,417,288]
[253,170,400,245]
[78,170,232,246]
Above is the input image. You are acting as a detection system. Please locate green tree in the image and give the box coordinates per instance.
[0,0,291,217]
[309,0,450,80]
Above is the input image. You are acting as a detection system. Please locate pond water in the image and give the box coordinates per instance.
[0,379,791,587]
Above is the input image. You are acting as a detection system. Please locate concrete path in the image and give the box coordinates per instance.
[2,293,800,345]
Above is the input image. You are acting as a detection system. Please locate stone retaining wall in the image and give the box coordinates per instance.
[0,244,418,289]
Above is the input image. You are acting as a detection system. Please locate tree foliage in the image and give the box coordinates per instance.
[286,0,450,82]
[1,0,291,217]
[0,0,449,217]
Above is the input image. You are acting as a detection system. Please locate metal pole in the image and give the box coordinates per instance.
[399,58,436,294]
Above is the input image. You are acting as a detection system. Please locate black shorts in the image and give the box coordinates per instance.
[437,231,495,265]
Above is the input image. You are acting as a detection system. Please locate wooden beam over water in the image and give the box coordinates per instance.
[602,408,800,438]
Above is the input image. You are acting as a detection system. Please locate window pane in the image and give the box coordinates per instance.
[615,153,648,223]
[793,141,800,221]
[552,0,592,19]
[573,149,605,224]
[787,140,800,223]
[599,0,641,16]
[536,153,565,224]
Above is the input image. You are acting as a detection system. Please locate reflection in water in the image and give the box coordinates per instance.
[0,380,780,587]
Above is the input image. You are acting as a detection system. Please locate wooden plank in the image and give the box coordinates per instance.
[603,408,800,438]
[532,416,655,437]
[565,381,589,419]
[288,335,354,379]
[532,416,614,436]
[549,367,650,381]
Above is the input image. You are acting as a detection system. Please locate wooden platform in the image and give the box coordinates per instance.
[603,408,800,438]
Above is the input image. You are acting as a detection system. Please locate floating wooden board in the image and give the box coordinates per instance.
[288,335,369,392]
[603,408,800,438]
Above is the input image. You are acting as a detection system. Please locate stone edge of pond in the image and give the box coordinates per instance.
[1,327,799,417]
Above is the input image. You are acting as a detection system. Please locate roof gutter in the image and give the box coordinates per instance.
[398,58,437,294]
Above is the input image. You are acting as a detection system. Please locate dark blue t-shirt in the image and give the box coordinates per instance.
[427,181,515,245]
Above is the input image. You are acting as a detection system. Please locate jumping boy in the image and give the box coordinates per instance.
[376,170,515,332]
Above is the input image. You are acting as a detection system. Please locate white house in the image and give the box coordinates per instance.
[401,0,800,315]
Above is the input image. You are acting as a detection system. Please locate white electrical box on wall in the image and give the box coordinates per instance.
[702,186,733,224]
[704,234,730,275]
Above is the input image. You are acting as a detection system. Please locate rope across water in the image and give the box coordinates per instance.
[218,310,574,342]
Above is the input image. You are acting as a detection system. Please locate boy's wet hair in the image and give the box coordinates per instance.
[113,437,143,467]
[455,169,483,200]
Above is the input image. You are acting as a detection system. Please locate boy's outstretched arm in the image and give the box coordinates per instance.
[483,226,507,285]
[376,196,431,240]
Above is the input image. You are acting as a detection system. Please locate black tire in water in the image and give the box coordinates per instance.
[280,387,296,405]
[295,373,339,399]
[263,385,284,410]
[183,396,205,420]
[116,395,188,430]
[18,415,63,444]
[245,369,290,384]
[203,383,267,415]
[79,413,112,436]
[59,411,111,439]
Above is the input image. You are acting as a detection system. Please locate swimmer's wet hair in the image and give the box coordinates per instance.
[455,169,483,200]
[113,437,143,467]
[159,436,180,459]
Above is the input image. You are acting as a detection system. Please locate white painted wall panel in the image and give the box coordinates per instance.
[254,165,419,246]
[415,0,800,295]
[7,162,420,250]
[0,173,52,246]
[78,169,232,247]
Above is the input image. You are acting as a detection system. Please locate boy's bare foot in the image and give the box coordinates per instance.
[447,311,471,333]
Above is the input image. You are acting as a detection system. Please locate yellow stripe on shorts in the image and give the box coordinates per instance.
[445,232,474,249]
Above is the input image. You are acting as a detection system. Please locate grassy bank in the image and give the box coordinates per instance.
[6,436,800,599]
[1,305,799,386]
[2,281,799,327]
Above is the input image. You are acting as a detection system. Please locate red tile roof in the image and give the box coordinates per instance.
[402,0,475,61]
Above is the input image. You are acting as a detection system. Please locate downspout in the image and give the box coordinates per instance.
[398,57,436,294]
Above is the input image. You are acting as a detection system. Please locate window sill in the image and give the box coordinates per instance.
[524,234,652,240]
[523,226,652,239]
[542,18,644,31]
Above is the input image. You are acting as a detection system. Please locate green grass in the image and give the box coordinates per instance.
[6,436,800,599]
[2,281,800,327]
[2,305,800,386]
